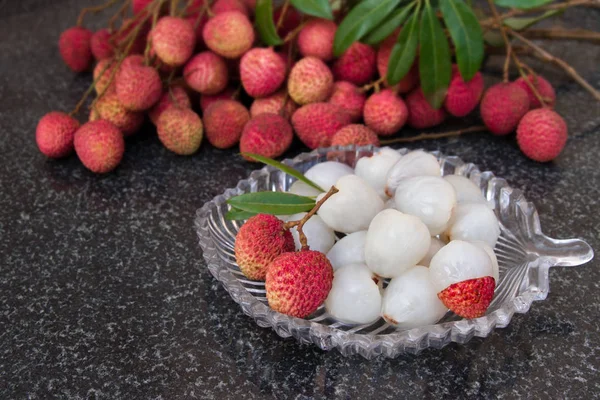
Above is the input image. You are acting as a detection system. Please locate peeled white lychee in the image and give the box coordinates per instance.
[288,212,336,254]
[325,263,382,324]
[385,150,441,197]
[383,199,396,210]
[419,237,446,267]
[326,230,367,271]
[443,175,487,205]
[289,180,322,197]
[304,161,354,191]
[394,176,457,235]
[354,147,402,199]
[470,240,500,282]
[317,175,384,233]
[429,240,494,293]
[364,209,431,278]
[447,203,500,248]
[381,266,448,329]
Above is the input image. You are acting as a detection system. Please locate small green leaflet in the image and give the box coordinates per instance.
[227,192,316,215]
[363,3,416,46]
[255,0,283,46]
[386,9,420,86]
[226,208,258,221]
[290,0,333,20]
[504,9,562,31]
[242,153,325,192]
[494,0,553,10]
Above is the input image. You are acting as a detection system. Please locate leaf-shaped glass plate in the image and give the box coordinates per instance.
[194,146,594,359]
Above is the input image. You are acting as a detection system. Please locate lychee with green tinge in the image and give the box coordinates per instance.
[157,108,204,155]
[151,16,196,67]
[203,11,255,59]
[204,100,250,149]
[90,92,144,136]
[74,120,125,174]
[288,57,333,105]
[36,111,80,158]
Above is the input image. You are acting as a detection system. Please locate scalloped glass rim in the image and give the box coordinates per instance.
[194,146,593,359]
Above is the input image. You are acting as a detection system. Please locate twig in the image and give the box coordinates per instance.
[380,125,488,145]
[144,0,165,64]
[510,53,547,107]
[170,0,179,16]
[487,0,511,82]
[77,0,120,27]
[479,0,599,27]
[523,28,600,43]
[276,0,290,30]
[283,21,307,43]
[69,59,115,116]
[108,0,132,32]
[360,77,386,93]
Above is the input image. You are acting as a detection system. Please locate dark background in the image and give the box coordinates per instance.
[1,0,599,398]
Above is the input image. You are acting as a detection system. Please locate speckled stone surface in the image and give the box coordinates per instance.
[0,1,599,398]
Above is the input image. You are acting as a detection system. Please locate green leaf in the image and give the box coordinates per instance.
[242,153,325,192]
[255,0,283,46]
[440,0,484,81]
[503,9,562,31]
[386,9,420,85]
[363,3,416,46]
[290,0,333,20]
[333,0,403,57]
[227,192,316,215]
[419,1,452,109]
[494,0,553,10]
[226,209,258,221]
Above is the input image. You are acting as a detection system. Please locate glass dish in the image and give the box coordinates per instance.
[194,146,594,359]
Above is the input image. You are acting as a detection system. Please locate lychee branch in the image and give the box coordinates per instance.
[522,28,600,43]
[510,52,548,108]
[486,0,511,83]
[380,125,488,145]
[276,0,291,30]
[108,0,132,32]
[77,0,120,27]
[69,59,115,116]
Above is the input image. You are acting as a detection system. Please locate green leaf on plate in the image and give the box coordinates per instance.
[419,0,452,109]
[290,0,333,20]
[242,153,325,192]
[386,8,420,85]
[363,3,416,46]
[494,0,553,10]
[225,208,258,221]
[503,9,562,31]
[255,0,283,46]
[333,0,403,57]
[440,0,484,81]
[227,192,316,215]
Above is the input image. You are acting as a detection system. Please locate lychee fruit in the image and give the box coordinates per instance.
[90,92,145,136]
[437,276,495,319]
[480,82,530,135]
[331,124,380,147]
[156,108,204,155]
[36,111,80,158]
[183,51,229,95]
[203,11,255,59]
[204,100,250,149]
[363,90,408,136]
[273,5,301,37]
[212,0,249,16]
[288,57,334,105]
[240,47,287,98]
[265,250,334,318]
[115,61,163,111]
[148,86,192,125]
[332,42,376,86]
[200,86,237,112]
[240,113,293,160]
[93,58,117,95]
[514,74,556,109]
[250,90,297,120]
[292,103,352,149]
[74,120,125,174]
[297,19,337,61]
[234,214,295,281]
[443,67,484,117]
[517,108,568,162]
[377,33,419,93]
[90,29,114,61]
[151,16,196,67]
[132,0,154,14]
[59,26,94,72]
[406,88,447,129]
[113,17,150,55]
[328,81,366,123]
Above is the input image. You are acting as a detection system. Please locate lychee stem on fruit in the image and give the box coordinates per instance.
[76,0,120,27]
[170,0,179,16]
[144,0,166,64]
[69,59,115,116]
[108,0,132,32]
[360,77,385,93]
[284,186,339,251]
[523,28,600,43]
[276,0,291,30]
[511,53,548,108]
[380,125,488,145]
[487,0,511,83]
[283,21,308,44]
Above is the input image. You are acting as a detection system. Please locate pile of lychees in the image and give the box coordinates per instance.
[36,0,568,174]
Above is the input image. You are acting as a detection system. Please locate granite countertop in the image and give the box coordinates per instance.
[1,0,599,398]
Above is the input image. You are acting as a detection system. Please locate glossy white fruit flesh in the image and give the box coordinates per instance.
[364,209,431,278]
[354,147,402,199]
[385,150,441,197]
[326,231,367,271]
[443,175,487,205]
[304,161,354,191]
[419,237,446,267]
[289,180,322,197]
[447,203,500,248]
[288,212,336,254]
[470,240,500,282]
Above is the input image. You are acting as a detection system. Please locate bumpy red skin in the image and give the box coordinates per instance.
[90,92,145,136]
[288,57,334,105]
[297,19,337,61]
[74,120,125,174]
[184,51,229,95]
[481,83,530,136]
[212,0,249,16]
[291,103,352,149]
[266,250,334,318]
[250,90,297,120]
[328,81,366,123]
[240,113,294,160]
[116,63,163,111]
[148,86,192,125]
[234,214,295,281]
[514,75,556,109]
[200,86,236,112]
[151,17,196,67]
[59,27,93,73]
[36,112,80,158]
[90,29,114,61]
[332,42,377,86]
[363,90,408,136]
[240,48,287,98]
[203,11,255,59]
[517,108,567,162]
[157,108,204,155]
[444,67,484,117]
[377,33,419,94]
[93,59,118,95]
[331,124,380,147]
[406,88,447,129]
[438,276,495,319]
[204,100,250,149]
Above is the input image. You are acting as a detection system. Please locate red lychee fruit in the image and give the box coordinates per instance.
[331,124,380,147]
[291,103,352,149]
[288,57,334,105]
[59,26,94,72]
[90,29,114,61]
[444,67,484,117]
[332,42,376,86]
[250,90,297,120]
[132,0,154,14]
[204,100,250,149]
[157,108,204,155]
[517,108,567,162]
[240,47,287,98]
[151,17,196,67]
[328,81,366,123]
[183,51,229,95]
[74,120,125,174]
[203,11,255,59]
[297,19,337,61]
[437,276,495,319]
[93,58,118,95]
[363,90,408,136]
[266,250,334,318]
[377,33,419,93]
[240,113,294,159]
[148,86,192,125]
[406,88,447,129]
[212,0,249,16]
[90,92,145,136]
[36,112,80,158]
[200,86,237,112]
[480,82,530,135]
[115,61,163,111]
[514,74,556,109]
